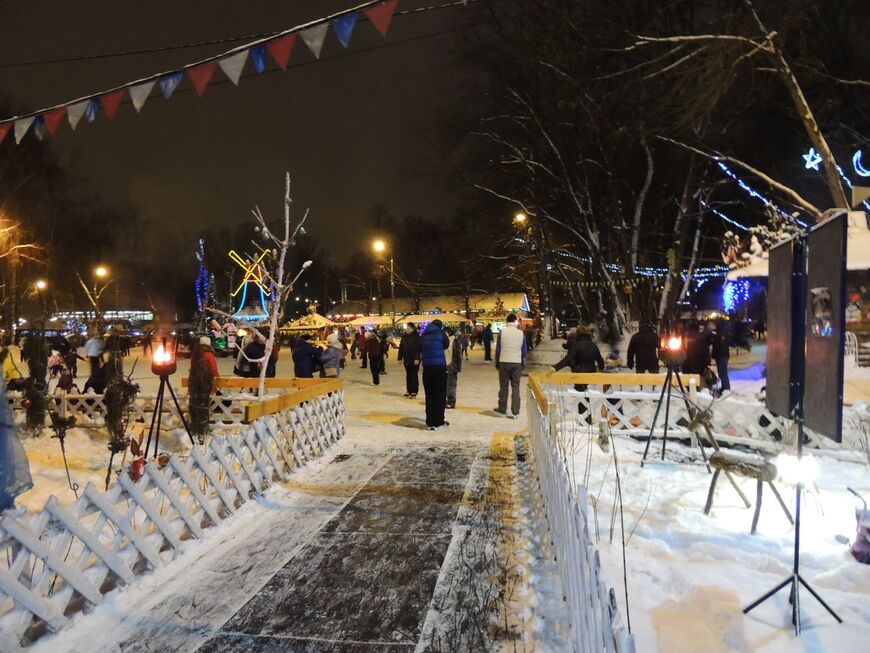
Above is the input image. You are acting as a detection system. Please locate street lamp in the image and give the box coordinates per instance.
[33,279,48,317]
[514,212,528,225]
[94,265,109,279]
[371,239,395,329]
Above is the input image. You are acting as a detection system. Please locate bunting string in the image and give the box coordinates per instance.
[0,1,477,145]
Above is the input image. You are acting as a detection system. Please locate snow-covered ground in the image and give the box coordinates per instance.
[561,422,870,652]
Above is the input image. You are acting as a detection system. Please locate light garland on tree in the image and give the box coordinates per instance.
[716,161,797,221]
[722,279,750,312]
[194,238,210,312]
[802,147,870,212]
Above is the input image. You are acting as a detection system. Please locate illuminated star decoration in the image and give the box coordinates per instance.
[229,249,270,320]
[803,147,823,171]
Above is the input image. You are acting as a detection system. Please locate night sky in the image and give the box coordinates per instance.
[0,1,463,263]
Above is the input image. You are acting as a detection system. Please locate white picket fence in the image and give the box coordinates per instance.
[548,386,867,453]
[9,391,250,430]
[0,388,345,650]
[527,386,635,653]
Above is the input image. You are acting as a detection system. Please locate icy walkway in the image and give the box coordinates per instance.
[33,349,563,652]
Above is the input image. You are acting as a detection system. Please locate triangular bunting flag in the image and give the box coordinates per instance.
[266,34,296,70]
[0,122,12,144]
[300,23,329,59]
[159,72,184,99]
[332,12,358,48]
[101,88,126,120]
[188,61,217,97]
[218,50,248,85]
[85,98,100,123]
[67,100,89,129]
[43,107,67,135]
[250,46,267,74]
[33,116,45,141]
[364,0,400,38]
[129,81,155,113]
[14,116,34,143]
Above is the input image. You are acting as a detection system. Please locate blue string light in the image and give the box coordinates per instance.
[194,238,210,312]
[722,279,750,312]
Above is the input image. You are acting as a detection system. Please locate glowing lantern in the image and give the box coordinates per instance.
[150,335,178,376]
[659,329,687,366]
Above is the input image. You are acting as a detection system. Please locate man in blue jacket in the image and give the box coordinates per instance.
[421,319,449,430]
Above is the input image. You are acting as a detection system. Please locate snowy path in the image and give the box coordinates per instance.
[30,348,563,652]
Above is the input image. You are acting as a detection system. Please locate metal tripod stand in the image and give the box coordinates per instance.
[743,414,841,633]
[641,364,710,472]
[144,374,194,458]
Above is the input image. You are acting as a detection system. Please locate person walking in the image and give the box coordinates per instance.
[482,323,494,361]
[265,337,280,378]
[359,329,369,369]
[421,319,449,430]
[446,327,463,409]
[350,331,359,360]
[84,333,105,377]
[627,322,660,374]
[460,331,469,360]
[365,331,384,386]
[292,334,322,379]
[710,319,731,395]
[553,325,604,390]
[398,322,422,398]
[378,330,390,376]
[320,332,343,378]
[494,314,527,418]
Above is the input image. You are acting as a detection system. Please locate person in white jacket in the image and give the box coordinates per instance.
[494,314,528,418]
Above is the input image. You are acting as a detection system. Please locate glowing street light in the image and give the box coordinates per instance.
[34,279,47,290]
[371,239,395,328]
[514,212,528,225]
[94,265,109,279]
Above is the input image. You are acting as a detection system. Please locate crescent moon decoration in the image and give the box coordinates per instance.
[854,150,870,178]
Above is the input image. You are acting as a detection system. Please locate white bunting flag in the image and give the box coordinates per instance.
[218,51,249,86]
[300,24,329,59]
[67,100,89,130]
[14,116,34,143]
[129,81,156,113]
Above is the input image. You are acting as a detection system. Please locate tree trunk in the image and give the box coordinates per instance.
[658,155,698,318]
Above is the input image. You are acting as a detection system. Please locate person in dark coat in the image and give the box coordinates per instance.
[553,326,604,390]
[378,330,390,375]
[420,319,449,430]
[365,331,383,385]
[482,324,494,361]
[292,334,321,379]
[241,336,266,378]
[681,322,710,375]
[445,327,463,409]
[398,323,422,398]
[359,329,369,369]
[709,319,731,393]
[627,323,660,374]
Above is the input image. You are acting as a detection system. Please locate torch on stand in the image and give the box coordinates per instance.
[144,333,194,459]
[641,326,711,472]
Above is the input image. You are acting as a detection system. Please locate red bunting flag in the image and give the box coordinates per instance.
[188,61,218,97]
[43,106,67,135]
[0,122,11,143]
[101,89,126,120]
[266,34,297,70]
[364,0,400,38]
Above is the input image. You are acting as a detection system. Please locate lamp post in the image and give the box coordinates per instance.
[372,239,395,329]
[33,279,48,318]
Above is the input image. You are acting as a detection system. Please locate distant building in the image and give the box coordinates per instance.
[327,292,532,321]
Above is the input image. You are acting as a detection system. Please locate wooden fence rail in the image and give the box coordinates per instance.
[0,385,345,650]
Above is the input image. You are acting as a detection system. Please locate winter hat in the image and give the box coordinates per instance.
[327,332,341,347]
[199,336,212,346]
[431,319,443,329]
